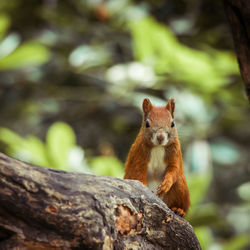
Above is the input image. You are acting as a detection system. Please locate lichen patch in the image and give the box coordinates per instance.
[125,241,140,250]
[103,235,113,250]
[162,213,173,224]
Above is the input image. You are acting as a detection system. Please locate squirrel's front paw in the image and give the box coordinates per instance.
[157,180,171,196]
[157,186,164,196]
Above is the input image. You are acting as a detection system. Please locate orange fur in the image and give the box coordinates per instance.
[124,98,190,217]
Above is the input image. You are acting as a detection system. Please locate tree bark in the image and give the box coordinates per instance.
[223,0,250,100]
[0,153,200,249]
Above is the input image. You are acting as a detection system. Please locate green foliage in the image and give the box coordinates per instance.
[186,174,216,246]
[0,123,124,176]
[223,234,250,250]
[188,174,211,207]
[194,226,213,250]
[89,156,124,178]
[0,128,49,167]
[0,42,50,70]
[0,14,10,39]
[130,17,239,92]
[0,122,76,170]
[46,122,76,170]
[186,166,249,249]
[69,45,110,69]
[0,13,50,70]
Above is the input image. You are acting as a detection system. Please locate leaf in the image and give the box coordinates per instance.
[237,182,250,202]
[89,156,124,178]
[0,127,26,156]
[69,45,110,69]
[46,122,76,170]
[0,33,20,59]
[0,42,50,70]
[0,127,24,146]
[0,128,49,166]
[129,17,239,92]
[23,136,50,167]
[0,14,10,39]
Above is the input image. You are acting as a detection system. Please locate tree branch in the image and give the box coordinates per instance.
[0,153,200,249]
[224,0,250,100]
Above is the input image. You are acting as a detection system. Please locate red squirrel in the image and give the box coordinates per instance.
[124,98,190,217]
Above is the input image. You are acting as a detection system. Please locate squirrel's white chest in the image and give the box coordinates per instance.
[147,146,166,193]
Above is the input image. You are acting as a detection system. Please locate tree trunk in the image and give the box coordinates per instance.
[223,0,250,100]
[0,153,201,249]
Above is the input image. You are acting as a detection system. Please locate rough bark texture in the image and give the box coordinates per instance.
[224,0,250,100]
[0,153,201,249]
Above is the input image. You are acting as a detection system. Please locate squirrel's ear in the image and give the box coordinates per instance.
[166,98,175,118]
[143,98,153,113]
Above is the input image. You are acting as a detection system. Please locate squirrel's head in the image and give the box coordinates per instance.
[142,98,177,147]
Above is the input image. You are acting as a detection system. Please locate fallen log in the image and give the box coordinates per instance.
[0,153,200,249]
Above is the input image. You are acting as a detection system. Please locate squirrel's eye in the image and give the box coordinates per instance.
[145,120,150,128]
[171,121,175,128]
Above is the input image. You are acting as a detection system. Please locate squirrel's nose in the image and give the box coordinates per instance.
[157,135,164,144]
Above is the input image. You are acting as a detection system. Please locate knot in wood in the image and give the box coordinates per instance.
[45,204,58,214]
[115,205,143,235]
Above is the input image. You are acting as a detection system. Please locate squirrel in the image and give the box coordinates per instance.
[124,98,190,217]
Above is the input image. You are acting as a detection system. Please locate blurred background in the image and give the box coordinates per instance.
[0,0,250,249]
